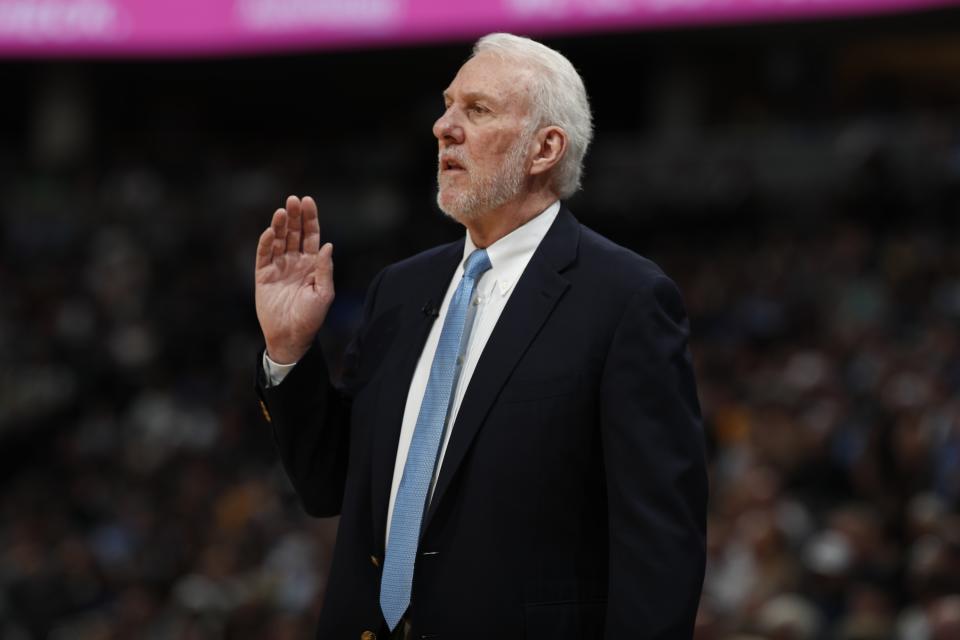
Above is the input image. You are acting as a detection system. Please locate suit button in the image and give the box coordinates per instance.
[360,631,376,640]
[370,554,380,568]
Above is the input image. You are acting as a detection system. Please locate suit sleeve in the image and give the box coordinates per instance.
[600,274,708,639]
[255,267,387,517]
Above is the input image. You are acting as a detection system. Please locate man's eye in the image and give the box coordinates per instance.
[470,105,488,114]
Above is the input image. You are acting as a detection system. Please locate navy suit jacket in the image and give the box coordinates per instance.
[257,205,708,639]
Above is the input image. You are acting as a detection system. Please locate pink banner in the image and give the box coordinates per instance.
[0,0,954,58]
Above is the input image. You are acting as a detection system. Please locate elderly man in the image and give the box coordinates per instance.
[254,33,707,640]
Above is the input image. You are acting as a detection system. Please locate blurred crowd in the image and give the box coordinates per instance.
[0,158,344,639]
[2,15,960,640]
[687,224,960,640]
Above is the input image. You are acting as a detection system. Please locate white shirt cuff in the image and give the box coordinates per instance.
[263,351,298,387]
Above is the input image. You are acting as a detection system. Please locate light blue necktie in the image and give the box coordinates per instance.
[380,248,492,630]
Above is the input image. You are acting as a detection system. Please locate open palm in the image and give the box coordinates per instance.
[255,195,334,364]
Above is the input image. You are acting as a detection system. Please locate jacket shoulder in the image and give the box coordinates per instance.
[575,224,672,292]
[381,238,463,281]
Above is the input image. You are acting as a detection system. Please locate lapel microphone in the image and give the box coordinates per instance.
[421,299,440,318]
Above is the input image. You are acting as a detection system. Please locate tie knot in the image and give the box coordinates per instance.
[463,249,491,281]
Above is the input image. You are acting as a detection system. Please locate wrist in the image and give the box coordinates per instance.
[264,339,311,365]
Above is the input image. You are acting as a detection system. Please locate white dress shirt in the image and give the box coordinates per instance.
[264,200,560,541]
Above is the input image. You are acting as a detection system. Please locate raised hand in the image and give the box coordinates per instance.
[255,195,334,364]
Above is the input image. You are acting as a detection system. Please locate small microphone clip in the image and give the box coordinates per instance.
[421,300,440,318]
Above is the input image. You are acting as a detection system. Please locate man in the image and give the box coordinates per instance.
[254,33,707,639]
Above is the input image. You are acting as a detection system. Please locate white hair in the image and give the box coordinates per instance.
[473,33,593,199]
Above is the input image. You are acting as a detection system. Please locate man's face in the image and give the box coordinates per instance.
[433,52,536,222]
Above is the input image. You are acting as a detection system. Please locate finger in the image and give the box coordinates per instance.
[255,227,275,269]
[285,195,301,220]
[314,242,334,289]
[271,208,287,258]
[302,196,321,254]
[286,195,302,253]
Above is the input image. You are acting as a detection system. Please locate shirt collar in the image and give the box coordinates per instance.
[461,200,561,297]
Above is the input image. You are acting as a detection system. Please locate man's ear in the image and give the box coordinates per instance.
[529,126,567,177]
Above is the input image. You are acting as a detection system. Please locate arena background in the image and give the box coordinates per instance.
[1,4,960,639]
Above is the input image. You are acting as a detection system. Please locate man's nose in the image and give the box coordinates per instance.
[433,108,464,146]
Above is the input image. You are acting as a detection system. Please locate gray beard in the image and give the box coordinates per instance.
[436,133,531,223]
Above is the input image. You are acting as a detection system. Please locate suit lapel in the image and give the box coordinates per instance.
[370,240,464,555]
[423,207,581,532]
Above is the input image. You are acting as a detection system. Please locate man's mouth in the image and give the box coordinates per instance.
[441,157,466,173]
